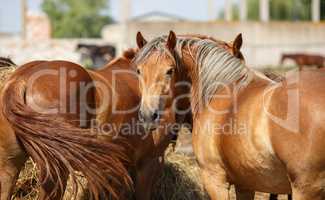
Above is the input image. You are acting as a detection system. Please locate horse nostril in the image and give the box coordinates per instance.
[152,112,159,121]
[139,109,159,122]
[138,111,145,122]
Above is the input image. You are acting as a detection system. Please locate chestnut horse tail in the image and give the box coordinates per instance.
[1,76,132,200]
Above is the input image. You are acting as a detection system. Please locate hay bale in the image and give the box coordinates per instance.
[152,146,209,200]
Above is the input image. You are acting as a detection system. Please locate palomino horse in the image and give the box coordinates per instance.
[281,53,324,70]
[0,58,131,200]
[134,31,325,200]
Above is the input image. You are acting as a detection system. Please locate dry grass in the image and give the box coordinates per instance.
[152,146,209,200]
[13,147,289,200]
[12,160,39,200]
[12,160,90,200]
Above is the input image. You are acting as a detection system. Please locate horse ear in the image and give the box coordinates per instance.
[136,32,147,49]
[232,33,243,57]
[166,31,177,51]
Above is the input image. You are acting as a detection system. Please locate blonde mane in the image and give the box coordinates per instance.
[135,36,251,110]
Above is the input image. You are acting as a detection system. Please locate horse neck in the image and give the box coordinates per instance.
[177,46,254,116]
[176,47,204,114]
[98,57,132,73]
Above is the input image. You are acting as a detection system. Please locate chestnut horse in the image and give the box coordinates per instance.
[90,39,239,199]
[0,58,131,200]
[281,53,324,70]
[0,51,178,200]
[88,50,176,200]
[134,31,325,200]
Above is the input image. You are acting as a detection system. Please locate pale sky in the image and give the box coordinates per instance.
[0,0,227,34]
[27,0,226,21]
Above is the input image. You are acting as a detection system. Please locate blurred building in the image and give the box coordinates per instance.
[25,11,51,40]
[0,0,50,40]
[102,0,325,67]
[131,11,186,22]
[0,0,107,65]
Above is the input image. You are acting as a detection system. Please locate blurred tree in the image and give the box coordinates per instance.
[247,0,311,21]
[308,0,325,20]
[247,0,259,20]
[42,0,112,38]
[270,0,311,21]
[220,0,321,21]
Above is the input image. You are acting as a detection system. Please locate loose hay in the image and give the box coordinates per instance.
[152,146,208,200]
[12,159,39,200]
[0,66,16,84]
[13,159,89,200]
[14,148,290,200]
[13,147,208,200]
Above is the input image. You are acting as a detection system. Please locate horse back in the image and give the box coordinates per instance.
[192,75,293,193]
[269,71,325,169]
[220,70,325,191]
[11,60,96,127]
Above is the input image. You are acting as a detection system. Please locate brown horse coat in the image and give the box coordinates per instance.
[89,52,176,200]
[281,53,324,70]
[0,59,131,200]
[134,31,325,200]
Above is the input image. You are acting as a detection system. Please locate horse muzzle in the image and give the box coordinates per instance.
[138,109,161,132]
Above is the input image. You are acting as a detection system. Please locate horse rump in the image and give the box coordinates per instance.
[1,74,132,200]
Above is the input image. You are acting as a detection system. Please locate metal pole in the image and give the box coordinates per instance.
[208,0,216,20]
[260,0,270,22]
[21,0,27,39]
[312,0,320,22]
[225,0,233,21]
[239,0,247,21]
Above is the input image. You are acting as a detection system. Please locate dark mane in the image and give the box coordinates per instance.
[263,70,285,82]
[0,57,16,68]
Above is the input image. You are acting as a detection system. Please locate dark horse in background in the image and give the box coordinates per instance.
[280,53,324,70]
[76,43,116,68]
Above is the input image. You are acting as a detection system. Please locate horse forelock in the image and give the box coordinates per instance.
[135,36,173,65]
[135,36,251,111]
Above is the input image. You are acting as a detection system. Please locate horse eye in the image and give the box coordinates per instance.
[166,68,174,76]
[136,69,141,75]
